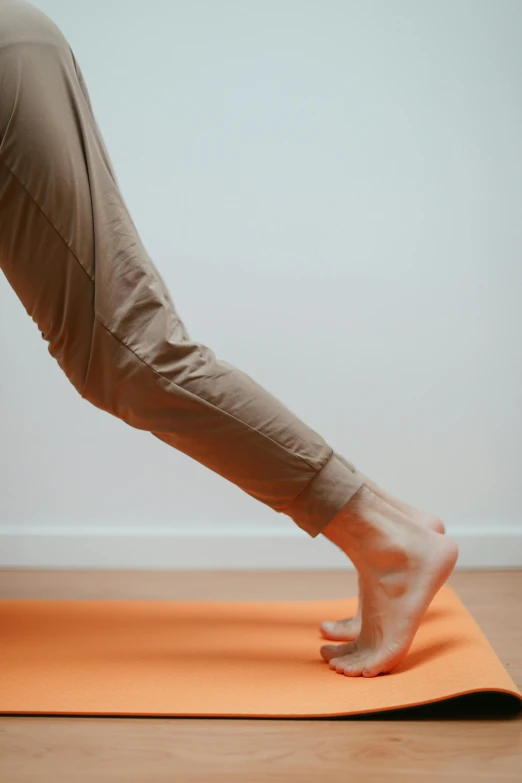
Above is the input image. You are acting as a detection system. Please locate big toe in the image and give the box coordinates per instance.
[320,641,354,662]
[319,618,360,641]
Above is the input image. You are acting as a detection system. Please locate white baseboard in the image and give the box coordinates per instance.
[0,525,521,570]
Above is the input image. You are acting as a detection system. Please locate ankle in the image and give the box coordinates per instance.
[322,486,377,566]
[323,485,426,572]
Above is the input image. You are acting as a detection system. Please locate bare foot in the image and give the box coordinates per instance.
[319,575,364,642]
[319,486,458,677]
[320,478,445,642]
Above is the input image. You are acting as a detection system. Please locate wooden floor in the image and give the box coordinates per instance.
[0,569,520,782]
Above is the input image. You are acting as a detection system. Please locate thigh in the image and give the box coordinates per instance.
[0,2,98,388]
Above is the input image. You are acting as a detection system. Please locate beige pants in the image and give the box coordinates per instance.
[0,0,363,536]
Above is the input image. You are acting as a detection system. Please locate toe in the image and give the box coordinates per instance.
[331,654,366,677]
[319,621,337,638]
[319,618,359,641]
[361,645,406,677]
[320,644,340,662]
[361,655,385,677]
[341,662,365,677]
[320,641,354,662]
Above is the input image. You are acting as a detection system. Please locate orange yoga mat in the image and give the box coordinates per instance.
[0,586,520,718]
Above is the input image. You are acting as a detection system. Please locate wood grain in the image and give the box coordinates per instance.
[0,569,521,782]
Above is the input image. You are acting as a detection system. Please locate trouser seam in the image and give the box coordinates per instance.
[90,315,328,476]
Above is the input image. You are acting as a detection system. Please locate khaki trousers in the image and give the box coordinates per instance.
[0,0,363,536]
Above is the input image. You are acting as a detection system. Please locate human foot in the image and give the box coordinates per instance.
[319,576,364,642]
[319,486,458,677]
[320,481,445,642]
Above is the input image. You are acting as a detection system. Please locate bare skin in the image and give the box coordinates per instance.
[319,484,458,677]
[320,474,446,642]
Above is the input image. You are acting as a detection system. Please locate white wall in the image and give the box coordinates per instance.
[1,0,521,568]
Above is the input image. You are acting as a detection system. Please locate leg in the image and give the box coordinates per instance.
[319,486,458,676]
[319,468,445,642]
[354,469,446,533]
[0,4,458,677]
[0,1,363,537]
